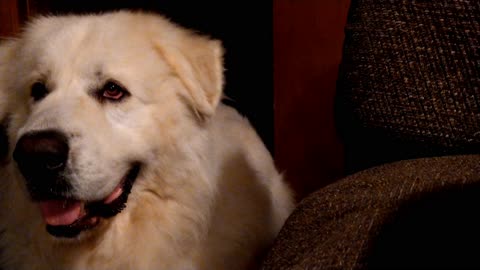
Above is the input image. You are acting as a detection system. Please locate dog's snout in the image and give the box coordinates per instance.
[14,130,69,171]
[13,130,71,198]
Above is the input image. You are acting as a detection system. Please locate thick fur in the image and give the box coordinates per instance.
[0,11,293,270]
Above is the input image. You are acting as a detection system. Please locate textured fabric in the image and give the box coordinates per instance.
[261,155,480,269]
[262,1,480,269]
[335,0,480,173]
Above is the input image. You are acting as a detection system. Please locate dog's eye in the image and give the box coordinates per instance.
[31,82,49,102]
[101,81,128,101]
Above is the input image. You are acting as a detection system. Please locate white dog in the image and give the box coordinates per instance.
[0,11,293,270]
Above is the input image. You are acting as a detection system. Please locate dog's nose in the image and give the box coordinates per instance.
[13,130,71,198]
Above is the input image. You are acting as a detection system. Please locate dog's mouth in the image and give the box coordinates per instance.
[37,163,141,238]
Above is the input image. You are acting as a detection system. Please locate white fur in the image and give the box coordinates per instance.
[0,11,294,270]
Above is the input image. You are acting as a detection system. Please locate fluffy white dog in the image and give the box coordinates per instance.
[0,11,293,270]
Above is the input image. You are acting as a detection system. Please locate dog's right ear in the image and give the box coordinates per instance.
[0,116,10,162]
[0,40,18,161]
[152,20,224,119]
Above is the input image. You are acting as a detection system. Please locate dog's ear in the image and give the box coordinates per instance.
[0,40,17,161]
[156,32,224,119]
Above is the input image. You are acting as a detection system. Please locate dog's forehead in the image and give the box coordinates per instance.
[14,12,181,102]
[21,15,163,79]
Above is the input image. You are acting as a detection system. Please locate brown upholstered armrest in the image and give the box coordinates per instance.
[262,155,480,269]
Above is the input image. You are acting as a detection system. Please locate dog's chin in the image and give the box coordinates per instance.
[37,163,141,239]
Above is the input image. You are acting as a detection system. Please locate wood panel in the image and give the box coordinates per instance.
[0,0,41,38]
[0,0,20,38]
[274,0,351,199]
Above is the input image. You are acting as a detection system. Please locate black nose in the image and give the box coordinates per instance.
[13,130,71,199]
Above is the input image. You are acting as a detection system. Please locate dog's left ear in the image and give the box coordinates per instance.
[156,32,224,119]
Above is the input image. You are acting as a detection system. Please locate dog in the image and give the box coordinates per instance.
[0,11,293,270]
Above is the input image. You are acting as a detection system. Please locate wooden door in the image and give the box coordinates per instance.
[0,1,23,37]
[274,0,350,198]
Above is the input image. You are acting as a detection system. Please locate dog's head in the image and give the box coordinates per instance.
[5,11,223,239]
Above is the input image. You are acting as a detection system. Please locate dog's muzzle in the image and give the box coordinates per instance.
[13,129,142,238]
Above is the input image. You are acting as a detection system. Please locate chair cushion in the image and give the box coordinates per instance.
[335,0,480,173]
[261,155,480,269]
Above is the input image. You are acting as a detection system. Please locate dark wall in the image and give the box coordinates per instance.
[34,0,274,152]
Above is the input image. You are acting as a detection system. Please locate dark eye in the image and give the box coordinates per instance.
[101,81,128,101]
[31,82,49,101]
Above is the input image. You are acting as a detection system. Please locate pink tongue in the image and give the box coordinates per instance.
[38,200,83,226]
